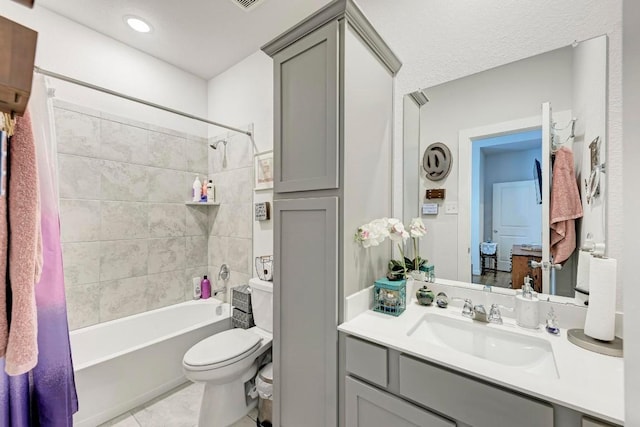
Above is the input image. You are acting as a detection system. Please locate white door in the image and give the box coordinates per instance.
[492,180,542,271]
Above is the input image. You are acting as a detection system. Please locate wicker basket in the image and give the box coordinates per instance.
[231,285,252,313]
[232,307,255,329]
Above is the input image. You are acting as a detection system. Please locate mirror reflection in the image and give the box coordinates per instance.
[403,36,608,299]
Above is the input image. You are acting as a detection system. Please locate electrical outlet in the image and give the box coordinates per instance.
[444,201,458,214]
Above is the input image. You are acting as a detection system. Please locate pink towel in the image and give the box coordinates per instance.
[2,110,42,376]
[550,147,583,264]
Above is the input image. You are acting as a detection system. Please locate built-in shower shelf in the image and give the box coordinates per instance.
[185,201,220,206]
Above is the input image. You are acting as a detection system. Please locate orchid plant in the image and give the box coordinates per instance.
[355,217,427,280]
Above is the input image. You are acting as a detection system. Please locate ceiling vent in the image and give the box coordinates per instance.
[231,0,265,12]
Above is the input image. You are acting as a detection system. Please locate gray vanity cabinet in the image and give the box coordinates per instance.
[273,197,338,427]
[344,335,621,427]
[346,377,456,427]
[272,21,339,193]
[263,1,401,426]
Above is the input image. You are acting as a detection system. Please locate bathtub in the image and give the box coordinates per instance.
[70,299,231,427]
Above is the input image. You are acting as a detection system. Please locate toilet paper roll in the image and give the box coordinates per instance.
[576,251,591,292]
[584,257,617,341]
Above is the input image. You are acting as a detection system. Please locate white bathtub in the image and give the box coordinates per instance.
[70,299,231,427]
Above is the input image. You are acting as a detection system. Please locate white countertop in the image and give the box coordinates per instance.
[338,299,624,425]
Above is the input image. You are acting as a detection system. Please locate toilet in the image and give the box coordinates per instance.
[183,278,273,427]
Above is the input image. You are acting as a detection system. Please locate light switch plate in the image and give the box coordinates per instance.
[444,201,458,214]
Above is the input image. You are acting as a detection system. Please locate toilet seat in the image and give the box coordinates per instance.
[184,329,262,371]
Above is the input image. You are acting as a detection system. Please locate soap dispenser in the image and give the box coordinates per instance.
[516,276,539,329]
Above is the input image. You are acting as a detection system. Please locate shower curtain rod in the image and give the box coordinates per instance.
[33,66,252,137]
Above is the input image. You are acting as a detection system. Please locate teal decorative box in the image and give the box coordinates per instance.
[373,278,406,316]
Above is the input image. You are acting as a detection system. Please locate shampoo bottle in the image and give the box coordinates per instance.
[516,276,539,329]
[192,176,202,202]
[201,180,208,202]
[192,277,201,300]
[201,275,211,299]
[207,180,214,203]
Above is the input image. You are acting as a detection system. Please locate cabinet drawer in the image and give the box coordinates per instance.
[399,355,553,427]
[346,336,387,388]
[346,376,455,427]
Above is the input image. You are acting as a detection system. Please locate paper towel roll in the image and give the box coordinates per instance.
[576,251,591,292]
[584,257,617,341]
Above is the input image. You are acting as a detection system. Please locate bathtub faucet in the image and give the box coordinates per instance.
[212,286,226,297]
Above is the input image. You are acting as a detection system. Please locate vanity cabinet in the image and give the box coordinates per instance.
[263,1,401,426]
[346,377,455,427]
[344,335,621,427]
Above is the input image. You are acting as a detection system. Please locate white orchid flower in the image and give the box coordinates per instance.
[387,218,409,242]
[409,217,427,238]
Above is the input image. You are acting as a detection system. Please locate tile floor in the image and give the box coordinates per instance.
[99,382,258,427]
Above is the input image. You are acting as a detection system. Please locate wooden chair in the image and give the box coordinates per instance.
[480,243,498,278]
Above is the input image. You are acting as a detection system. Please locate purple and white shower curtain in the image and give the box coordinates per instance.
[0,75,78,426]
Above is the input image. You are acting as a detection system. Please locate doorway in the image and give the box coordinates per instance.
[471,129,542,287]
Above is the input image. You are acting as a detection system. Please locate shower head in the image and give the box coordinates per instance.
[210,139,227,150]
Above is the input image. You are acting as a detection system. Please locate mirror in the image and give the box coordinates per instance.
[403,36,608,300]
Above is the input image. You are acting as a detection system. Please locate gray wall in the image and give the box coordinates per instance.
[207,132,254,296]
[55,100,211,330]
[481,148,541,242]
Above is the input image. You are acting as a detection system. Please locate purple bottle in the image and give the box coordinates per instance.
[201,276,211,299]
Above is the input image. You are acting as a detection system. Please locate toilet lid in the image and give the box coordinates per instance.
[184,328,262,368]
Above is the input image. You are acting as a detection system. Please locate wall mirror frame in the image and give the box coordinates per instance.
[403,35,609,305]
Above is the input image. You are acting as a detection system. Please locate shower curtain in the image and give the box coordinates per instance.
[0,75,78,426]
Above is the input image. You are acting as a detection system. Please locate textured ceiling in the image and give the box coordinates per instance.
[38,0,332,80]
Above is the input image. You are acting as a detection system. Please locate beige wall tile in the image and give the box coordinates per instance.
[60,199,101,242]
[99,276,148,322]
[101,201,149,240]
[100,240,149,281]
[148,237,186,274]
[62,241,100,286]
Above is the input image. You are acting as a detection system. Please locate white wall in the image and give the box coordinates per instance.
[0,2,208,136]
[207,51,274,266]
[623,0,640,423]
[572,37,608,250]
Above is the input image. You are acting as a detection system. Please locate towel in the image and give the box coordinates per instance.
[0,132,7,358]
[3,110,42,376]
[550,147,583,264]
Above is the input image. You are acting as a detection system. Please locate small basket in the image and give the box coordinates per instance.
[232,285,252,313]
[373,278,406,317]
[255,255,273,281]
[232,307,255,329]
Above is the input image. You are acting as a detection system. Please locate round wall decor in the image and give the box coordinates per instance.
[422,142,452,181]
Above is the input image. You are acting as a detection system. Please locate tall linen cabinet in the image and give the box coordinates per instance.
[262,1,401,426]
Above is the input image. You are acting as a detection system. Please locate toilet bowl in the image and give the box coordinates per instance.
[183,278,273,427]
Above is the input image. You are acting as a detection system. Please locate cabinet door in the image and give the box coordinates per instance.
[274,197,338,427]
[273,21,339,193]
[346,377,456,427]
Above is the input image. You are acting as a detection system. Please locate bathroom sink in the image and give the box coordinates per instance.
[407,313,559,379]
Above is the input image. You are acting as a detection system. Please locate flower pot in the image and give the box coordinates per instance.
[409,270,427,281]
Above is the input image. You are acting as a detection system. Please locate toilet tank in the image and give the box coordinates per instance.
[249,278,273,333]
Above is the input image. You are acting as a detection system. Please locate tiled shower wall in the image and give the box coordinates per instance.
[54,100,211,330]
[207,132,255,298]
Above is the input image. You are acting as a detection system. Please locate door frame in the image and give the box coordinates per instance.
[458,115,542,282]
[458,110,572,285]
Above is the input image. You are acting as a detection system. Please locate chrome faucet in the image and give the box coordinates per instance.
[458,298,489,323]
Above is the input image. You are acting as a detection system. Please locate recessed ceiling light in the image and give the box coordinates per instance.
[125,16,152,33]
